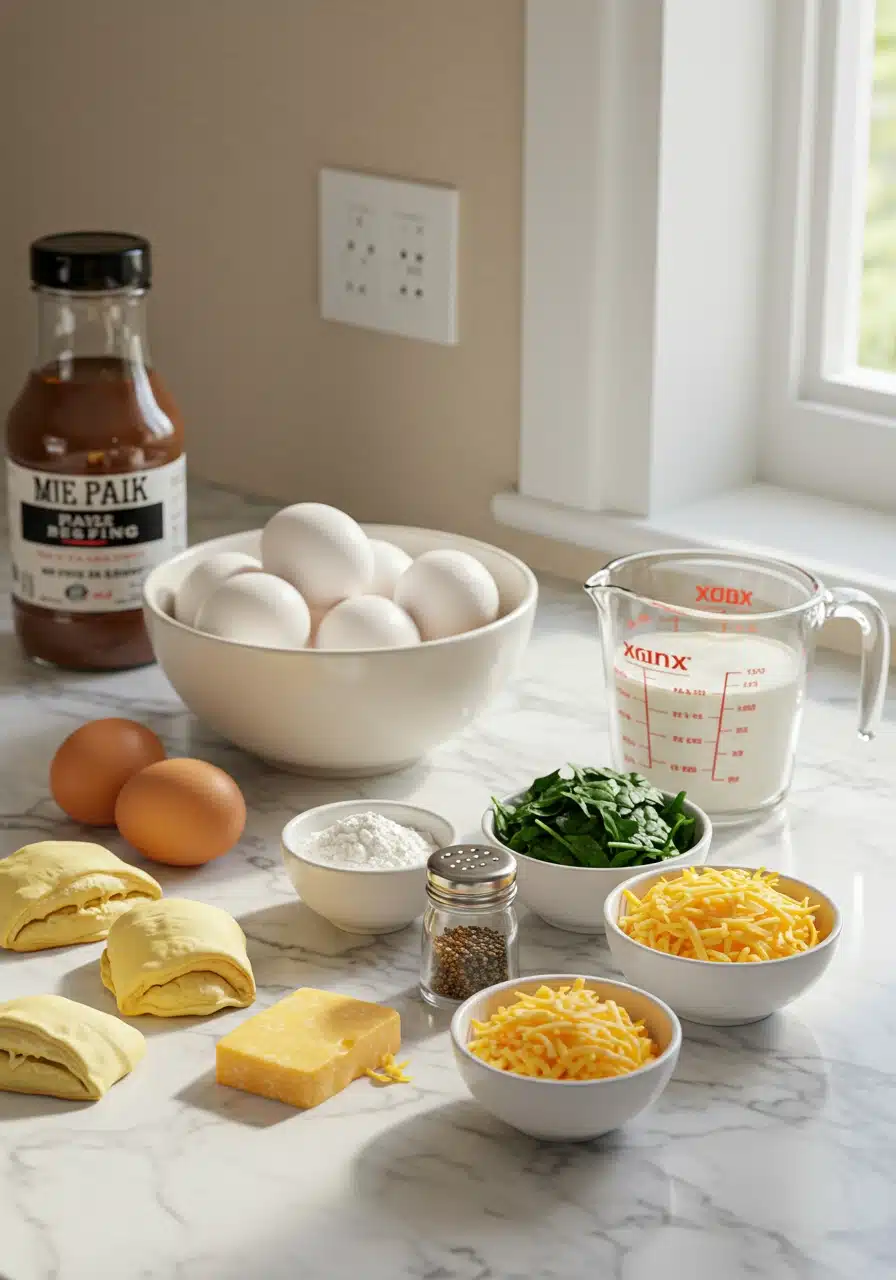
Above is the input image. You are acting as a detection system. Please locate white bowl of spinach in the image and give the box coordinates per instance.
[483,767,711,934]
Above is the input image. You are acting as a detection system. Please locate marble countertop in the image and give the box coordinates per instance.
[1,484,894,1280]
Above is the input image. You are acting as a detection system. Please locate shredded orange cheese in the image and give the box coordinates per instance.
[366,1052,412,1085]
[467,978,657,1080]
[619,866,820,962]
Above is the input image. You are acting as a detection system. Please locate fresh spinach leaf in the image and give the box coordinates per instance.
[490,767,696,869]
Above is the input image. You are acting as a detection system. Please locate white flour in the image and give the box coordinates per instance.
[299,811,436,869]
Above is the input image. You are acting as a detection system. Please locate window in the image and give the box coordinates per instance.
[496,0,896,614]
[767,0,896,507]
[860,0,896,373]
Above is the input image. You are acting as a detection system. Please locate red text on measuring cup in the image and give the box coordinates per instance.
[623,642,690,671]
[696,585,753,606]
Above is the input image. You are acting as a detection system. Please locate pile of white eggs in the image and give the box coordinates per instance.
[171,503,502,651]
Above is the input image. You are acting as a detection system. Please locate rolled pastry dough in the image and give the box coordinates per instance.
[100,898,256,1017]
[0,994,145,1101]
[0,841,162,952]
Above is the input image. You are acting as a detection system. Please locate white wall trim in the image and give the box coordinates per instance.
[493,484,896,626]
[761,0,896,506]
[519,0,662,515]
[518,0,896,547]
[520,0,774,521]
[647,0,772,513]
[506,1,896,642]
[519,0,600,511]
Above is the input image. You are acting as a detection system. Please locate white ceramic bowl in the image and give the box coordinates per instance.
[603,866,842,1025]
[144,527,537,777]
[481,790,712,933]
[280,799,455,934]
[451,973,681,1141]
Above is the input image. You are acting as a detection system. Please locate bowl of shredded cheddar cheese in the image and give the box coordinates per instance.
[450,974,681,1141]
[603,866,841,1025]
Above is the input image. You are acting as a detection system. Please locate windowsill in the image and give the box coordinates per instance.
[492,483,896,624]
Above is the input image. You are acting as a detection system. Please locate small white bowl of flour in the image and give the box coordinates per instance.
[280,800,456,934]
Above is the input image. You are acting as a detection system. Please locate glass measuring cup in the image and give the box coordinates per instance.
[585,550,889,824]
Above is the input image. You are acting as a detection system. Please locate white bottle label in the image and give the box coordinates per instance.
[6,456,187,613]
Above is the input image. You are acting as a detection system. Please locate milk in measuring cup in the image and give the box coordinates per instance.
[612,630,802,814]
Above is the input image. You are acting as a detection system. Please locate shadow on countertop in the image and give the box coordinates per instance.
[0,1090,89,1121]
[375,983,453,1048]
[175,1067,295,1129]
[350,1097,674,1226]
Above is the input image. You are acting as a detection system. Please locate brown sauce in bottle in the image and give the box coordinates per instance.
[7,358,184,670]
[5,233,186,671]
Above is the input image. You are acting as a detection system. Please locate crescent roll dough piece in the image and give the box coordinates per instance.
[0,995,145,1101]
[100,898,256,1017]
[0,842,162,952]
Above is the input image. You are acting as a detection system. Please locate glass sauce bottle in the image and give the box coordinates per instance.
[5,232,186,670]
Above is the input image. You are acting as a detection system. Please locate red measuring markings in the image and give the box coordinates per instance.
[709,671,739,781]
[689,602,759,633]
[627,658,762,783]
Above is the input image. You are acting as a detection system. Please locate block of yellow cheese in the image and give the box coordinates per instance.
[215,988,400,1109]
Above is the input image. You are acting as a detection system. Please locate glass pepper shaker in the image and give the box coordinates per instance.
[420,844,519,1010]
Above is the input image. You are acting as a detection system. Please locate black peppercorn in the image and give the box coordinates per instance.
[420,844,519,1008]
[429,925,510,1001]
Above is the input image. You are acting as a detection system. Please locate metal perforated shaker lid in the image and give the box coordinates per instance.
[426,844,517,907]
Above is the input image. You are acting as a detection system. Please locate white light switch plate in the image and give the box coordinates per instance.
[320,168,459,345]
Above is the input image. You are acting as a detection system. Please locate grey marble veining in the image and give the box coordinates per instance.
[0,483,894,1280]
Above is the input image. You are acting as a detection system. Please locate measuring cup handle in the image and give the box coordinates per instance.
[824,588,891,740]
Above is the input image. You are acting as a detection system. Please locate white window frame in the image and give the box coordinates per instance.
[495,0,896,619]
[765,0,896,507]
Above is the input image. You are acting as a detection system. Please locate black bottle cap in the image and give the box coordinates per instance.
[30,231,152,292]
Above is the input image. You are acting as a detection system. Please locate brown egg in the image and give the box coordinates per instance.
[50,718,167,826]
[115,758,246,866]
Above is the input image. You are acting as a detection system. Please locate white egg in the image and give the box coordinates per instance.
[369,539,413,598]
[261,503,374,610]
[173,551,262,627]
[195,573,311,649]
[394,550,500,640]
[315,596,421,651]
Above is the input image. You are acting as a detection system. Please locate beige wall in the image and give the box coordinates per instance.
[0,0,599,584]
[0,3,876,663]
